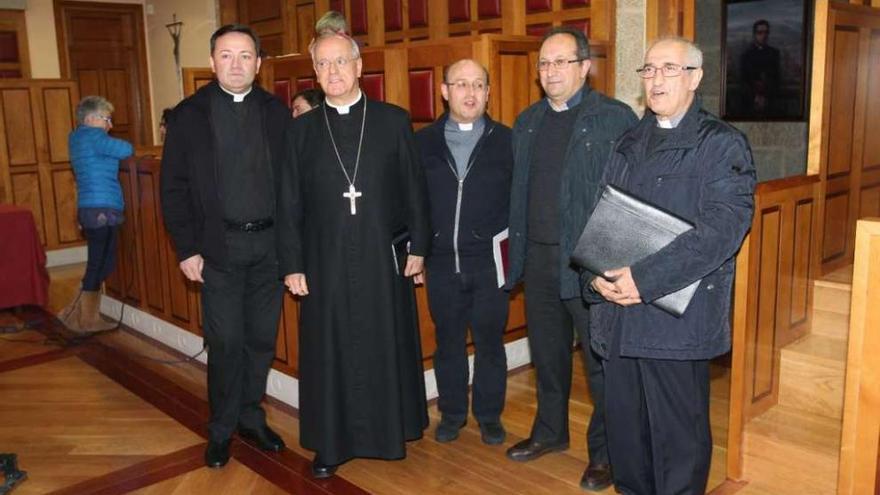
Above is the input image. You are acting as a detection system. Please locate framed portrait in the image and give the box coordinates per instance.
[721,0,810,121]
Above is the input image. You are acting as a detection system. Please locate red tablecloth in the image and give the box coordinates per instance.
[0,204,49,309]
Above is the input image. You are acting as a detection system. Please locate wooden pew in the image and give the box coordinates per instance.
[837,218,880,494]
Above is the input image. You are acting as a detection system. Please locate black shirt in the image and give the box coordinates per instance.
[527,105,579,244]
[210,85,274,223]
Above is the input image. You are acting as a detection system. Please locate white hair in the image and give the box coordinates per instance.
[309,32,360,61]
[646,36,703,68]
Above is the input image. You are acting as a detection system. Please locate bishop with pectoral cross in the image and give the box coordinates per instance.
[276,32,431,478]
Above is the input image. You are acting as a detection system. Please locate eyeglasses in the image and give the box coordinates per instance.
[636,63,699,79]
[315,56,359,71]
[93,115,112,124]
[444,80,487,92]
[536,58,584,72]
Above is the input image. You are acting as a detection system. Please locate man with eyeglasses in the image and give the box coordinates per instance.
[583,37,756,494]
[414,59,513,446]
[277,32,430,479]
[160,24,291,468]
[505,26,637,492]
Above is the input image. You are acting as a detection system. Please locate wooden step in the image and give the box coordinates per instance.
[810,309,850,340]
[743,405,841,495]
[778,334,846,420]
[812,279,852,315]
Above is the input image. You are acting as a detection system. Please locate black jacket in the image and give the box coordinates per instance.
[160,81,290,266]
[416,114,513,274]
[584,100,757,360]
[506,86,638,298]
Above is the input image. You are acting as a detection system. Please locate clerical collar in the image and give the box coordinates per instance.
[326,90,363,115]
[656,112,686,129]
[218,84,252,103]
[547,86,584,112]
[445,115,484,132]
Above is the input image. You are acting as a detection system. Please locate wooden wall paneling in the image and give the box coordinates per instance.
[274,293,299,375]
[837,219,880,494]
[428,0,450,38]
[2,88,37,166]
[645,0,695,42]
[182,68,214,98]
[478,0,501,19]
[136,165,168,315]
[295,3,316,55]
[384,0,402,31]
[0,10,30,78]
[409,0,428,27]
[728,229,752,480]
[0,81,81,249]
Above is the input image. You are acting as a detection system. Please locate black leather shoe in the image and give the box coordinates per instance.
[434,417,466,443]
[204,439,231,468]
[311,456,338,479]
[580,462,613,492]
[478,421,506,445]
[238,424,285,452]
[505,437,568,462]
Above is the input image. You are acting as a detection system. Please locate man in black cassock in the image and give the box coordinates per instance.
[161,25,289,468]
[276,32,430,479]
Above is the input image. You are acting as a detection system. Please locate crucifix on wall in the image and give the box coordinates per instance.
[166,14,183,100]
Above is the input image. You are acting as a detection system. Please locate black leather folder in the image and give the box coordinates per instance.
[571,185,701,317]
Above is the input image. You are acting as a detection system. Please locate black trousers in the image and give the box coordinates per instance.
[523,241,607,463]
[426,265,509,423]
[81,225,119,291]
[201,228,283,442]
[604,330,712,495]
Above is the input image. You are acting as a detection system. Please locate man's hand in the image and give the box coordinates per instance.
[284,273,309,296]
[591,266,642,306]
[179,254,204,283]
[404,255,425,283]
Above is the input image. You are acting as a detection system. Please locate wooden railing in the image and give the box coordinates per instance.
[727,174,821,478]
[108,153,527,377]
[837,218,880,494]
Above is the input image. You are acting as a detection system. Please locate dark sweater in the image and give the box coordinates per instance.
[526,106,579,244]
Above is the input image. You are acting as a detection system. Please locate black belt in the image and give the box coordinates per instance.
[224,217,273,232]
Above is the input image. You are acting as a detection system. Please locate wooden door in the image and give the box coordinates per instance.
[55,1,153,147]
[812,3,880,274]
[0,80,81,249]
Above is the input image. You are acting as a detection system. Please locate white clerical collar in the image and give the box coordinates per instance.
[457,122,474,131]
[656,111,686,129]
[326,90,363,115]
[219,84,252,103]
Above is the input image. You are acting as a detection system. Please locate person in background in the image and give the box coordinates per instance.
[291,88,323,118]
[314,10,348,36]
[59,96,133,333]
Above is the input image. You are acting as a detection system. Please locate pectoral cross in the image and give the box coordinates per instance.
[342,184,362,215]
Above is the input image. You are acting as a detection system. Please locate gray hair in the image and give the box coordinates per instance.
[75,96,114,125]
[309,32,360,62]
[646,36,703,68]
[315,10,348,36]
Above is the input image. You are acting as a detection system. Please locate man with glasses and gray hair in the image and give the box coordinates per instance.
[505,26,636,491]
[583,37,756,494]
[277,31,430,479]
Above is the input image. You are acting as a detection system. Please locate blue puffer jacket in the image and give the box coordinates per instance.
[69,126,133,210]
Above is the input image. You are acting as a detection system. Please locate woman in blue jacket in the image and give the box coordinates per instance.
[58,96,133,333]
